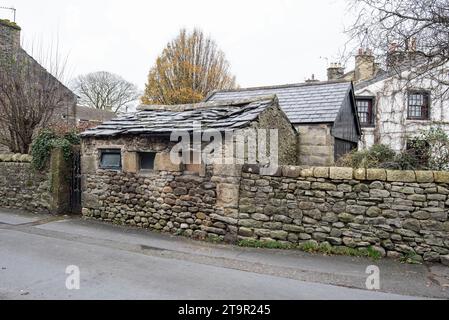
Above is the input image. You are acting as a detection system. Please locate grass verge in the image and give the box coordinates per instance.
[238,239,382,261]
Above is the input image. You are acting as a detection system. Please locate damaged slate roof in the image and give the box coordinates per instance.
[205,80,353,124]
[80,96,279,137]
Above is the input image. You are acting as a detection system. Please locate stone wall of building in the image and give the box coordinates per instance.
[81,136,241,241]
[237,166,449,262]
[295,124,334,166]
[256,103,299,165]
[0,154,51,213]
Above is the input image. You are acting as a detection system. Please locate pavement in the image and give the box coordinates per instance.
[0,208,448,300]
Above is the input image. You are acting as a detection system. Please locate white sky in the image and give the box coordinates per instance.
[1,0,355,90]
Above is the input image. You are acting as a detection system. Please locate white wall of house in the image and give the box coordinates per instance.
[356,69,449,152]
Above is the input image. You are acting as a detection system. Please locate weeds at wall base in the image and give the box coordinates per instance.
[238,239,382,261]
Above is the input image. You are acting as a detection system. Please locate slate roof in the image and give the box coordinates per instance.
[205,81,353,124]
[80,96,278,137]
[75,106,116,122]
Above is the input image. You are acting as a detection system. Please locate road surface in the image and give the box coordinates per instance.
[0,209,448,300]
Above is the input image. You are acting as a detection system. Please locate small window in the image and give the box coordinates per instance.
[408,91,430,120]
[356,98,374,127]
[100,149,121,170]
[139,152,156,170]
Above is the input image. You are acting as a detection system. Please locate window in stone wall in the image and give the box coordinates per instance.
[407,91,430,120]
[99,149,122,170]
[139,152,156,170]
[355,98,375,127]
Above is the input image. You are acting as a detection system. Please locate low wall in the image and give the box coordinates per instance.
[81,161,449,263]
[0,149,72,214]
[238,166,449,262]
[0,154,51,213]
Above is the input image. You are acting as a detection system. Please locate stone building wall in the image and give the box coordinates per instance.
[0,154,51,213]
[295,124,334,166]
[81,136,240,241]
[256,103,298,165]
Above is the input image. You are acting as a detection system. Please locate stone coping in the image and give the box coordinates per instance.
[241,164,449,183]
[0,154,32,163]
[0,19,21,31]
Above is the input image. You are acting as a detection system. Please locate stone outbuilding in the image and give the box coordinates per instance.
[206,81,361,166]
[80,95,298,175]
[78,96,298,239]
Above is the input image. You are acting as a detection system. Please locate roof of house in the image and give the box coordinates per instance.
[75,106,116,122]
[20,49,76,101]
[205,81,354,124]
[80,96,280,137]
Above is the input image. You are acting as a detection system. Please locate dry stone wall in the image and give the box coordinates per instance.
[0,154,52,213]
[82,169,228,241]
[80,136,449,263]
[238,166,449,262]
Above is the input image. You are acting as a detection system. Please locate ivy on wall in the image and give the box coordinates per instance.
[30,129,80,170]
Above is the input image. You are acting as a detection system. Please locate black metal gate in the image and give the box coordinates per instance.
[70,148,82,214]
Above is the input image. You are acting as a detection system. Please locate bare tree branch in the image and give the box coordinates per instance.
[346,0,449,97]
[0,46,74,153]
[71,71,140,113]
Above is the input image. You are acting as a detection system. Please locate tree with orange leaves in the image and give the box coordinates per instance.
[142,29,237,105]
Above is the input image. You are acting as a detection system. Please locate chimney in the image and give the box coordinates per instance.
[327,63,344,81]
[355,48,375,82]
[387,39,418,70]
[305,74,319,83]
[0,19,21,58]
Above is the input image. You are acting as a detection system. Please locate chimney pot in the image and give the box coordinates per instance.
[355,48,375,82]
[327,62,344,81]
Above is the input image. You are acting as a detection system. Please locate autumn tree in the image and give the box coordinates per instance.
[142,28,237,105]
[346,0,449,94]
[71,71,140,113]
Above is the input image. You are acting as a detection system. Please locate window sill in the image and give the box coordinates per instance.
[99,168,122,172]
[406,118,431,122]
[137,169,157,177]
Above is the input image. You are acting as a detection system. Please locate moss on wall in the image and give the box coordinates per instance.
[0,19,21,30]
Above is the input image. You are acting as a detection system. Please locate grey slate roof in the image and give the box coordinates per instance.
[75,106,116,122]
[206,81,353,124]
[80,96,278,137]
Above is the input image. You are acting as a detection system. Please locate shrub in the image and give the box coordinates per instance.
[393,150,420,170]
[30,129,80,170]
[337,127,449,171]
[336,144,396,169]
[410,127,449,171]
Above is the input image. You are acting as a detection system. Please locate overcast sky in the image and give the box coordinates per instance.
[1,0,355,90]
